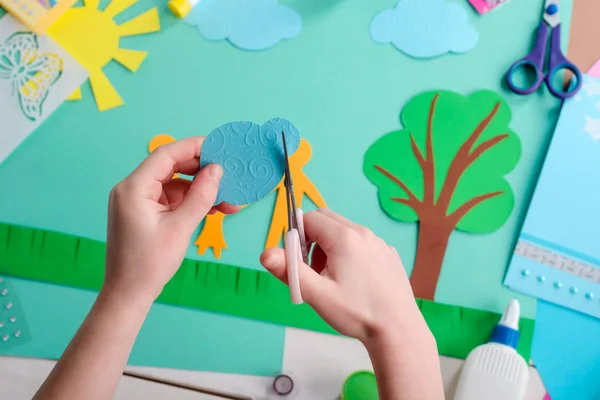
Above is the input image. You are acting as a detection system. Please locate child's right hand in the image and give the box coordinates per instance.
[260,208,430,346]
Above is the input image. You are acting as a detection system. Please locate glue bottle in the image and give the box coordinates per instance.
[453,299,529,400]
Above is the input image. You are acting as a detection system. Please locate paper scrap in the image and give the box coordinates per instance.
[370,0,478,59]
[364,90,520,300]
[48,0,160,112]
[184,0,301,51]
[0,15,88,165]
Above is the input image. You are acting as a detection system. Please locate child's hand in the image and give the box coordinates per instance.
[104,137,239,302]
[260,208,427,345]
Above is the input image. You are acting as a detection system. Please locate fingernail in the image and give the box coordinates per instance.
[260,251,277,268]
[209,164,223,180]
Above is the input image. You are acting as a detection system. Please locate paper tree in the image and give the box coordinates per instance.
[364,90,520,300]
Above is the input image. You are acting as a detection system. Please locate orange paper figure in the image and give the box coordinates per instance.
[147,135,325,259]
[148,133,228,258]
[264,139,326,249]
[195,211,228,258]
[148,134,179,179]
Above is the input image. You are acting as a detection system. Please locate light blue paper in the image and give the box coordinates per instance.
[505,75,600,318]
[370,0,478,58]
[533,301,600,400]
[200,118,301,205]
[184,0,302,51]
[0,0,561,323]
[2,277,284,376]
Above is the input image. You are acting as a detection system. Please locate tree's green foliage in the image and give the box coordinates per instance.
[364,90,520,233]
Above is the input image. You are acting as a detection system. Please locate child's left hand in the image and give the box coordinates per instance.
[104,137,239,303]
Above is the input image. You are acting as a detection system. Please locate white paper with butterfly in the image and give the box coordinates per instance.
[0,15,88,165]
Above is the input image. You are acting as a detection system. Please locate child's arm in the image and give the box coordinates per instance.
[34,137,237,400]
[260,208,444,400]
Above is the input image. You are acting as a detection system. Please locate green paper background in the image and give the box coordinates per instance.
[0,0,574,325]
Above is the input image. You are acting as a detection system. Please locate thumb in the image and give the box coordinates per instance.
[260,248,335,304]
[172,164,222,231]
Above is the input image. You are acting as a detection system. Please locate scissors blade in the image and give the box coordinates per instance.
[281,131,296,230]
[281,131,309,263]
[543,0,560,28]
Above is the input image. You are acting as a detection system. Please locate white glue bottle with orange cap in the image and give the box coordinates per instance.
[453,299,529,400]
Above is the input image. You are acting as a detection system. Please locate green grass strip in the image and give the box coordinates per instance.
[0,223,534,360]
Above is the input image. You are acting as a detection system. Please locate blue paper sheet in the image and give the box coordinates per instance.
[370,0,478,58]
[2,277,285,376]
[533,301,600,400]
[505,75,600,319]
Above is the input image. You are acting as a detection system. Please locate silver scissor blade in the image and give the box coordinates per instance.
[543,0,560,27]
[281,131,295,231]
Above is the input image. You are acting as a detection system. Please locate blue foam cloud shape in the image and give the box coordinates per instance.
[185,0,302,51]
[370,0,478,59]
[200,118,301,206]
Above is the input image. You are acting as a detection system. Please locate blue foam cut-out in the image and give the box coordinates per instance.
[184,0,302,51]
[370,0,478,59]
[200,118,301,206]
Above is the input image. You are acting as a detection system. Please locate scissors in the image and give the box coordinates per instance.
[281,131,309,305]
[506,0,581,99]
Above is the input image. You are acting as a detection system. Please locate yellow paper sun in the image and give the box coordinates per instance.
[49,0,160,111]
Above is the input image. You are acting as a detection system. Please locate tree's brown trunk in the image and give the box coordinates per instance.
[409,219,452,300]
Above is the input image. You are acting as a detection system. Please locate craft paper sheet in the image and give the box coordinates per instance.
[533,301,600,400]
[0,15,88,164]
[370,0,478,59]
[184,0,301,51]
[505,74,600,319]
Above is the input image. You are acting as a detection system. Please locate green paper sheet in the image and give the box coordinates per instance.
[0,223,534,360]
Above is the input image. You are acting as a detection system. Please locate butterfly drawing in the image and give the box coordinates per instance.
[0,32,62,121]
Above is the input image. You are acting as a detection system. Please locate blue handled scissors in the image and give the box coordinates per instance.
[506,0,581,99]
[281,130,309,305]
